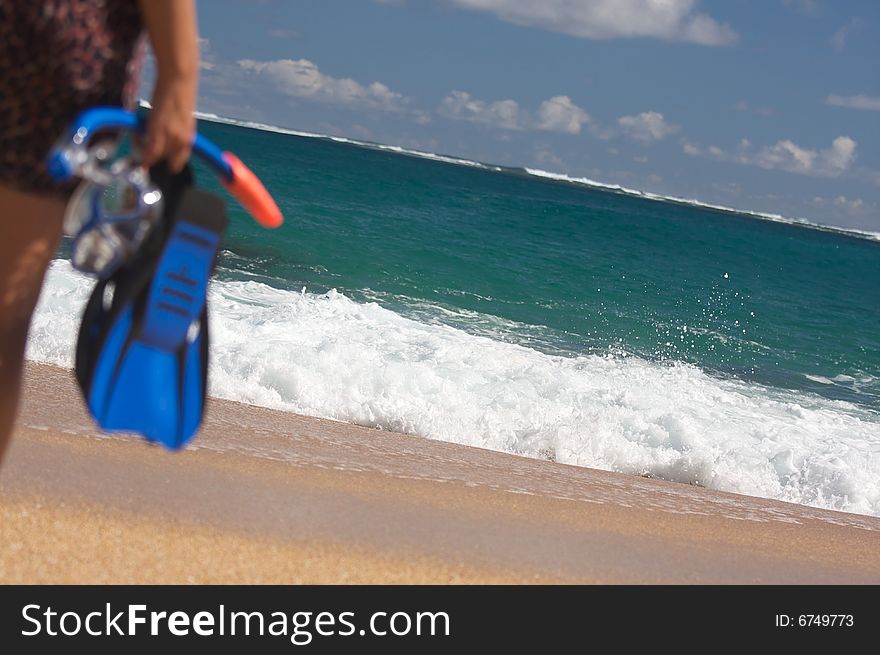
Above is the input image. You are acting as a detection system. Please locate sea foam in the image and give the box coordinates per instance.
[27,261,880,517]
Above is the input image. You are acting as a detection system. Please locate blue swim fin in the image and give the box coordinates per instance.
[75,165,227,449]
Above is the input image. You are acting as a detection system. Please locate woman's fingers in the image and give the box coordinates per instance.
[142,85,196,172]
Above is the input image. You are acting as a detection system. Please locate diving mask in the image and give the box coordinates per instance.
[60,139,163,278]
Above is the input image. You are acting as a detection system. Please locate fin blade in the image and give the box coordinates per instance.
[76,185,226,450]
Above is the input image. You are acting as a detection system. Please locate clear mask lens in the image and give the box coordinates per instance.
[64,152,163,278]
[70,225,125,275]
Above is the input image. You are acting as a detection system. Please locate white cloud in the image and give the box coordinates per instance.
[755,140,817,173]
[814,195,876,218]
[683,135,857,177]
[826,94,880,111]
[237,58,414,114]
[682,141,701,156]
[617,111,678,143]
[448,0,738,45]
[439,90,525,129]
[820,136,857,172]
[441,91,640,140]
[831,18,865,51]
[536,96,591,134]
[440,91,605,136]
[812,195,879,229]
[833,195,865,214]
[198,38,215,70]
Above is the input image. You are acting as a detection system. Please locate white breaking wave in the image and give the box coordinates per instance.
[194,111,334,141]
[328,137,503,170]
[28,261,880,517]
[524,168,880,243]
[187,108,502,172]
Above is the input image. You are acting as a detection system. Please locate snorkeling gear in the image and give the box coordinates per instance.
[48,107,282,448]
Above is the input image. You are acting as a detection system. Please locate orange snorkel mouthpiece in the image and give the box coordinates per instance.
[221,152,284,229]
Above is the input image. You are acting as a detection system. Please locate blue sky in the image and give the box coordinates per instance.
[185,0,879,230]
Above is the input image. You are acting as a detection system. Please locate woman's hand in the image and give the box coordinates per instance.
[137,0,199,172]
[142,71,197,172]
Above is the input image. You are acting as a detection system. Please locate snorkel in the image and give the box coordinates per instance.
[47,106,283,229]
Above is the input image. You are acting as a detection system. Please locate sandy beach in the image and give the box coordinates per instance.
[1,362,878,584]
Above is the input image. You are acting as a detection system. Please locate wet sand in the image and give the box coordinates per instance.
[2,363,878,584]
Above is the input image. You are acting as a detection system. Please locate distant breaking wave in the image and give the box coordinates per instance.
[189,109,503,172]
[140,102,880,244]
[523,168,880,243]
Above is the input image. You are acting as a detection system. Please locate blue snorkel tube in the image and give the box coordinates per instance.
[48,106,283,228]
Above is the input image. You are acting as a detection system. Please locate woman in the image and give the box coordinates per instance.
[0,0,200,464]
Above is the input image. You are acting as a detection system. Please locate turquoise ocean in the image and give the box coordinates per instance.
[29,115,880,516]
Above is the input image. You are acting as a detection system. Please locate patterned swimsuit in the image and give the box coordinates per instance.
[0,0,143,197]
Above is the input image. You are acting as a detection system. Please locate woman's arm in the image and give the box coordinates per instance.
[137,0,199,172]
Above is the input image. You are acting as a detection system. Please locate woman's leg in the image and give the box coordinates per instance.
[0,184,64,465]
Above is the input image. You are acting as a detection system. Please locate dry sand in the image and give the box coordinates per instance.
[1,363,878,584]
